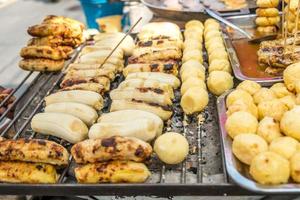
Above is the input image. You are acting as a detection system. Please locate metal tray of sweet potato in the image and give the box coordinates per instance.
[217,90,300,194]
[223,14,283,86]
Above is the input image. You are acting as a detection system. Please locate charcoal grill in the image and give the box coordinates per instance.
[0,40,282,197]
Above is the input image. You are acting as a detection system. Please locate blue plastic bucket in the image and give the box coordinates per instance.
[79,0,124,29]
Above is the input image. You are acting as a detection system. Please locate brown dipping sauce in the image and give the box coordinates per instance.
[232,39,273,78]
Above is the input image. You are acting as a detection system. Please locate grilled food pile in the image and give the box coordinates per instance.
[257,38,300,74]
[204,19,233,96]
[225,62,300,185]
[180,20,209,115]
[61,32,135,93]
[0,138,69,183]
[19,15,85,72]
[255,0,279,33]
[31,90,104,143]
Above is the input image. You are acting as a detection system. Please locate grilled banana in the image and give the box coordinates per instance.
[80,48,123,59]
[71,136,152,163]
[123,62,178,76]
[110,99,173,121]
[89,118,157,142]
[0,138,69,165]
[60,76,110,92]
[118,78,174,99]
[44,102,98,126]
[66,68,115,80]
[45,90,103,110]
[126,72,180,89]
[61,82,105,94]
[19,58,64,72]
[79,54,124,67]
[0,161,57,183]
[68,63,120,72]
[20,46,68,60]
[74,161,150,183]
[98,109,163,137]
[110,87,172,106]
[130,47,182,62]
[31,113,88,143]
[137,38,183,49]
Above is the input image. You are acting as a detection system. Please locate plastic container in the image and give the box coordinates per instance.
[79,0,124,29]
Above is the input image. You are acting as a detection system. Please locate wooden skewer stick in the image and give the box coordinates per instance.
[284,1,291,51]
[99,17,143,68]
[292,0,300,52]
[282,0,286,38]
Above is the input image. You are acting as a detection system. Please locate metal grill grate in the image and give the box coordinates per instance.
[0,44,254,197]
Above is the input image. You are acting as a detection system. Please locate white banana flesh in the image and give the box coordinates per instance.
[126,72,180,89]
[44,102,98,127]
[98,109,163,137]
[45,90,103,110]
[31,113,88,143]
[89,119,157,142]
[110,99,173,121]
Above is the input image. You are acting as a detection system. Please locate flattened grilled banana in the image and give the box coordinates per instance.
[81,46,123,58]
[61,82,105,94]
[0,138,69,165]
[45,90,103,110]
[75,161,150,183]
[110,99,173,121]
[20,46,68,60]
[19,58,64,72]
[110,87,172,106]
[89,118,157,141]
[0,161,57,183]
[137,38,183,49]
[126,72,180,89]
[118,78,174,99]
[79,55,124,67]
[68,63,120,72]
[31,113,88,143]
[71,136,152,163]
[44,102,98,126]
[28,23,81,38]
[129,48,182,63]
[60,76,110,92]
[66,68,115,80]
[123,63,178,76]
[27,35,82,48]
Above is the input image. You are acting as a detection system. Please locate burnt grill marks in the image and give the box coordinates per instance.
[101,137,117,148]
[134,145,145,158]
[137,87,164,94]
[131,99,172,111]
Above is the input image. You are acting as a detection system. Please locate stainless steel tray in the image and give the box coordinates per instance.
[223,15,283,86]
[217,90,300,194]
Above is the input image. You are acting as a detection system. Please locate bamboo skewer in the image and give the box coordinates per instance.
[292,0,300,52]
[99,17,142,68]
